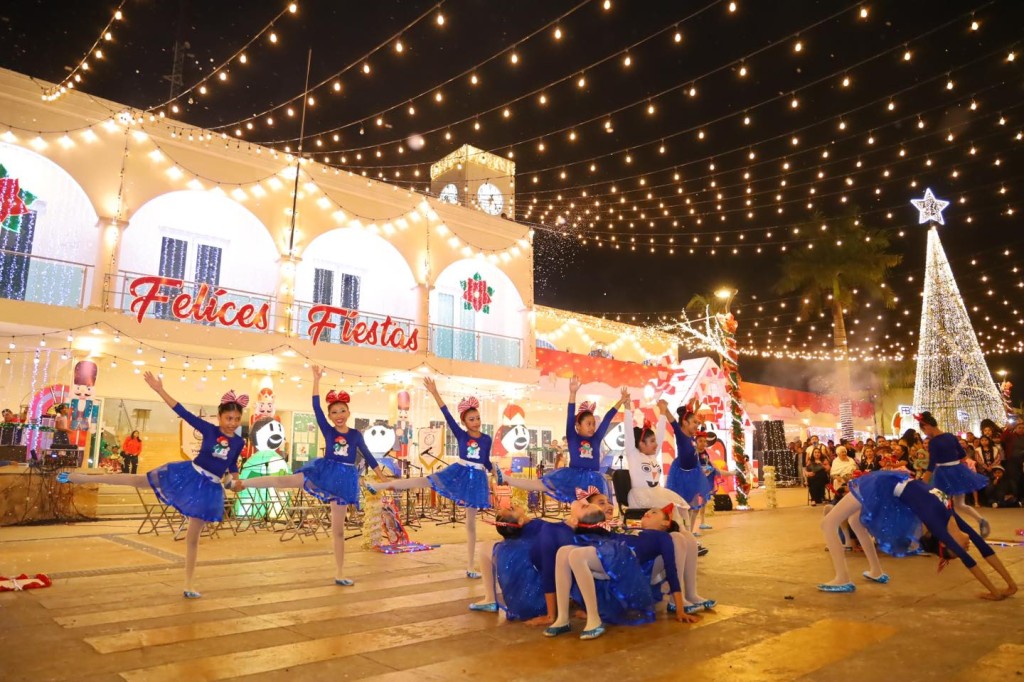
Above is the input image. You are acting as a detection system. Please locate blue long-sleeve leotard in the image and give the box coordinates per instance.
[898,478,994,568]
[926,432,966,470]
[173,403,244,477]
[441,406,493,470]
[566,403,616,471]
[621,530,681,594]
[669,422,700,471]
[522,519,575,593]
[312,397,379,469]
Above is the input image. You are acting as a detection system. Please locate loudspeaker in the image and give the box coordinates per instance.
[0,444,28,462]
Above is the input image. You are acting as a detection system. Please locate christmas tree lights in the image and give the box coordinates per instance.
[912,190,1003,433]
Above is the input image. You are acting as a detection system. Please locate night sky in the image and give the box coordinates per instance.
[2,0,1023,394]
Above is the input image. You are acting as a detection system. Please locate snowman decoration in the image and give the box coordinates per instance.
[602,421,627,470]
[235,418,291,518]
[364,423,398,476]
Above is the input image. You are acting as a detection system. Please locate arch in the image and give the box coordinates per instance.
[0,142,99,306]
[430,258,527,366]
[295,227,418,322]
[121,190,279,296]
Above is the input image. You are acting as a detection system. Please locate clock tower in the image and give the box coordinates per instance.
[429,144,516,219]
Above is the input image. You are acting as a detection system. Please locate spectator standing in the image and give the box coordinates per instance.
[122,430,143,474]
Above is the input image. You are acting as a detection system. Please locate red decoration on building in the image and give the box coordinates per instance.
[461,272,494,313]
[0,176,31,229]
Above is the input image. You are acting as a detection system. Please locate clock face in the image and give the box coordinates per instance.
[476,182,504,216]
[439,183,459,204]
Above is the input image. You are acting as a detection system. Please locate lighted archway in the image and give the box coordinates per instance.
[121,190,279,296]
[430,258,527,367]
[0,142,99,306]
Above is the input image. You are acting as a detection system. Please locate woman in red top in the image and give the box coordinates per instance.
[121,430,142,474]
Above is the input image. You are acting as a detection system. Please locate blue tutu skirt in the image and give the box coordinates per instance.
[569,534,655,626]
[428,461,491,509]
[147,461,225,523]
[930,463,989,496]
[849,470,921,557]
[493,539,546,621]
[665,465,714,509]
[641,557,667,604]
[300,458,360,506]
[541,467,607,503]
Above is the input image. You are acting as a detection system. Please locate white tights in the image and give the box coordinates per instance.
[552,545,606,631]
[820,494,884,585]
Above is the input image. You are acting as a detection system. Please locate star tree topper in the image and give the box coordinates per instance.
[910,188,950,225]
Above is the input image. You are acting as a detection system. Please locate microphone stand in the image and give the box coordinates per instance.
[424,449,463,527]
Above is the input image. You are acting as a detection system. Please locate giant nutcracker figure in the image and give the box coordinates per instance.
[69,360,99,457]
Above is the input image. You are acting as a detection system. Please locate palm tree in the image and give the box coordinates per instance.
[774,209,902,439]
[685,292,728,318]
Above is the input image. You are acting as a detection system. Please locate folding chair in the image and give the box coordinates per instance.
[136,488,179,536]
[278,490,328,542]
[610,469,647,527]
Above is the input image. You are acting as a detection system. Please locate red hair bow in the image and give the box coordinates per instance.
[660,503,675,517]
[575,486,601,500]
[578,520,613,532]
[457,396,480,415]
[577,401,596,415]
[220,390,249,407]
[643,418,653,431]
[913,413,924,422]
[325,390,350,404]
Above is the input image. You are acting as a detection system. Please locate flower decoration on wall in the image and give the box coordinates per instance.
[461,272,494,314]
[0,166,35,232]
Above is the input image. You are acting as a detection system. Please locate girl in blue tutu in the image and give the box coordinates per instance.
[369,376,494,578]
[818,463,1017,599]
[236,365,388,586]
[916,411,991,538]
[59,372,245,599]
[469,505,575,625]
[505,375,625,502]
[544,501,656,640]
[662,399,713,530]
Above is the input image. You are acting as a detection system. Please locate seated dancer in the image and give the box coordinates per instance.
[234,365,387,586]
[621,389,689,526]
[505,375,625,502]
[818,464,1017,599]
[59,372,244,599]
[623,505,712,618]
[586,488,713,613]
[543,501,657,640]
[663,399,714,529]
[369,377,493,578]
[469,505,575,625]
[917,411,991,537]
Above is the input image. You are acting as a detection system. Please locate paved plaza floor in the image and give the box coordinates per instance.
[1,487,1022,681]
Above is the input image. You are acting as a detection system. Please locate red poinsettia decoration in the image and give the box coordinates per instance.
[0,177,30,226]
[461,272,495,314]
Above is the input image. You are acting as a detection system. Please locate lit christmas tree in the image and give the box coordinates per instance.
[911,189,1004,432]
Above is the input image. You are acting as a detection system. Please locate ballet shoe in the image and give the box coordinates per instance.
[697,546,710,557]
[816,582,856,593]
[701,599,717,610]
[466,570,482,579]
[544,623,571,637]
[183,590,202,599]
[334,578,355,587]
[666,602,677,613]
[579,624,606,640]
[699,523,712,530]
[979,519,991,539]
[862,572,890,584]
[469,601,498,612]
[692,531,702,538]
[683,603,703,615]
[56,472,71,484]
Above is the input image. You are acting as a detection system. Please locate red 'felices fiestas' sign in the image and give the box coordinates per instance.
[127,275,419,351]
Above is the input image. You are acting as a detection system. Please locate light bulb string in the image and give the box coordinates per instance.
[254,0,715,145]
[310,0,993,158]
[39,1,128,99]
[206,1,456,130]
